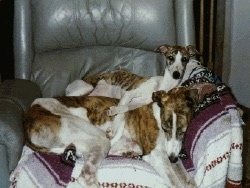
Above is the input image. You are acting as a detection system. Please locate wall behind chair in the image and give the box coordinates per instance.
[223,0,250,108]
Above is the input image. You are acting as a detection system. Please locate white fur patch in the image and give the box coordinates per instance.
[89,79,123,99]
[166,112,182,158]
[168,52,185,77]
[65,80,94,96]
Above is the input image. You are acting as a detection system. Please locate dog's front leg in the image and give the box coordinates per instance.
[171,161,197,188]
[108,90,150,116]
[107,103,145,116]
[106,91,136,116]
[109,114,126,146]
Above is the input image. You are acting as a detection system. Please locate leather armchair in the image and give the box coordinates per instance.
[0,0,195,187]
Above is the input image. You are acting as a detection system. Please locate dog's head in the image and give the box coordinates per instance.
[155,45,200,80]
[152,87,199,163]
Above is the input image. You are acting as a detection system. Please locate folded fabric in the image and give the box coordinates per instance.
[182,80,243,188]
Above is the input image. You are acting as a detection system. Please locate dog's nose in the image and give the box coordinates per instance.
[169,155,178,163]
[172,71,181,79]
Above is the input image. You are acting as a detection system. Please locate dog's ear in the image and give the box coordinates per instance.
[188,83,217,103]
[185,45,200,57]
[152,90,167,107]
[154,44,171,54]
[185,89,199,107]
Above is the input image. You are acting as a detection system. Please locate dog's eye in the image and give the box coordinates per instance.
[182,57,188,62]
[168,56,174,61]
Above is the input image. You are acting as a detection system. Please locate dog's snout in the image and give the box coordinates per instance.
[172,71,181,79]
[169,155,178,163]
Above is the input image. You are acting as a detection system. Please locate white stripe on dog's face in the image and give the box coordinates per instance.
[153,88,197,163]
[165,112,182,163]
[168,52,185,80]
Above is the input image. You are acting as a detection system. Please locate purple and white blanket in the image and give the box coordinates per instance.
[10,60,243,188]
[182,80,243,188]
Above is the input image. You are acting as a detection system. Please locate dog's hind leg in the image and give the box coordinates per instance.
[59,117,110,187]
[72,137,110,187]
[79,138,110,187]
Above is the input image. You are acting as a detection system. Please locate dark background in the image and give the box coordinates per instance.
[0,0,14,81]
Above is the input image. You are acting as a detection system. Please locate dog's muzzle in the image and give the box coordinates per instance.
[169,154,178,163]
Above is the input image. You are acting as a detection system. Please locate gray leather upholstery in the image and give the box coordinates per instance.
[0,0,195,187]
[14,0,195,97]
[0,99,24,188]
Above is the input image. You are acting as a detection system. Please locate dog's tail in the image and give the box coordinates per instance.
[25,140,54,153]
[83,71,117,87]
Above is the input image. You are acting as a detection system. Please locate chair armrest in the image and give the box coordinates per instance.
[0,79,42,187]
[0,98,24,172]
[0,79,42,112]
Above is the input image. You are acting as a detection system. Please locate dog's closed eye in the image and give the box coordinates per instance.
[162,126,170,133]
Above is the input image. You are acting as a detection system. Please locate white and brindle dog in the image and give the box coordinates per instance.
[66,44,200,116]
[24,84,214,187]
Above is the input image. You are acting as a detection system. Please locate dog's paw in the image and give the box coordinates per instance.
[71,176,99,188]
[106,107,117,116]
[106,127,114,139]
[81,164,100,187]
[186,180,197,188]
[142,154,151,163]
[122,151,142,159]
[66,179,84,188]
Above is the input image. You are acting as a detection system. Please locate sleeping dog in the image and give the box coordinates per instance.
[24,84,214,187]
[66,45,200,116]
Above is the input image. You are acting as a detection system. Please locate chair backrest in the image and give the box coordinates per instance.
[14,0,195,97]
